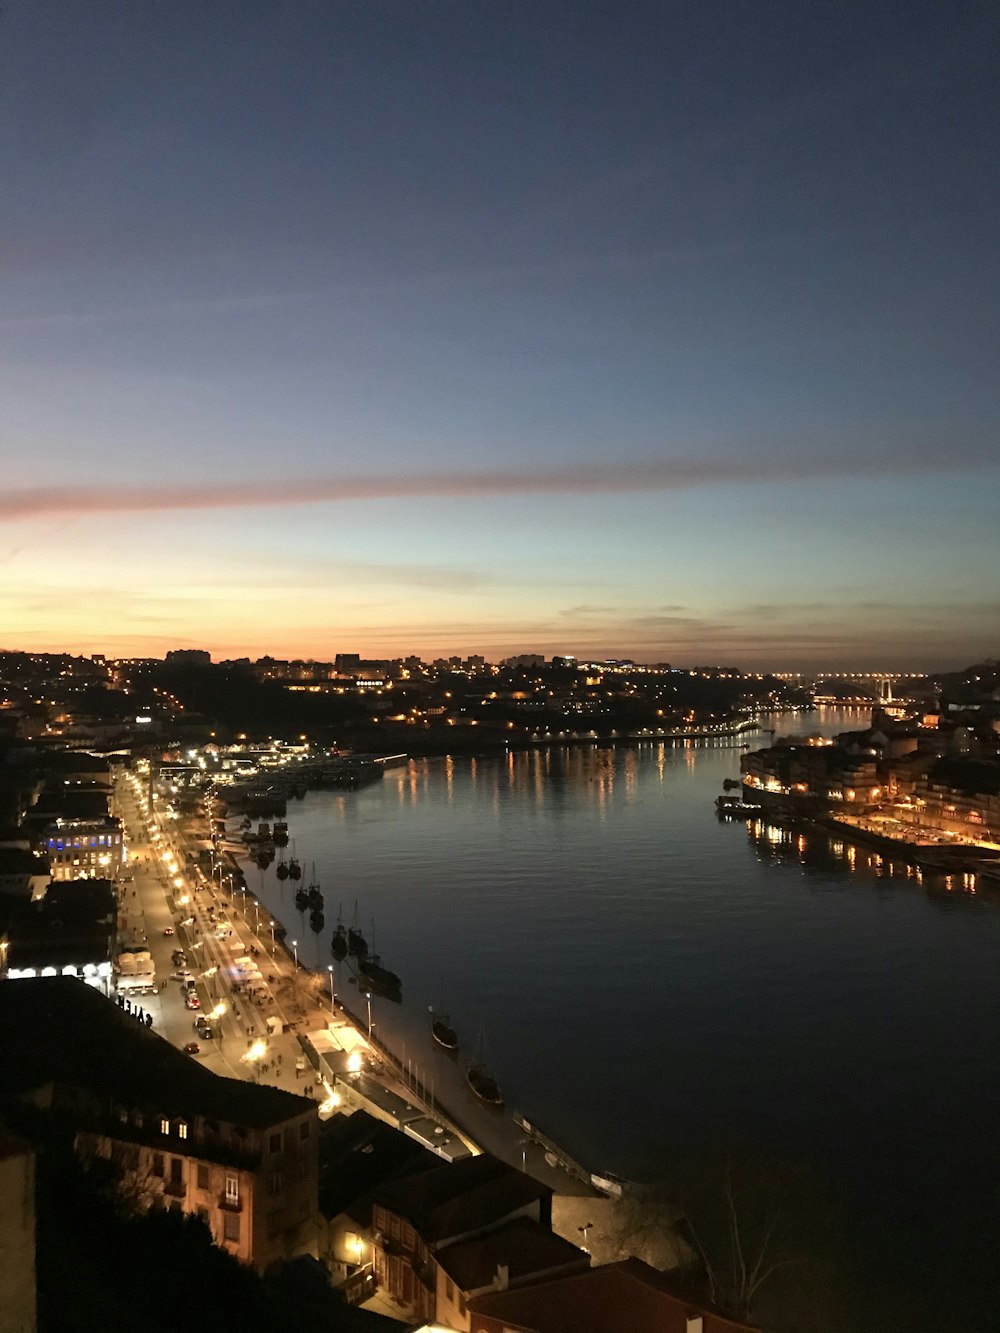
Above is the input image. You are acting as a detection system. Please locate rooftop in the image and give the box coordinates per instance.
[0,880,115,970]
[0,976,315,1132]
[435,1216,588,1293]
[469,1257,760,1333]
[319,1108,440,1222]
[375,1152,551,1245]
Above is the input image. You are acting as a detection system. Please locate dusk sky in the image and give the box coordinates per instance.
[2,1,997,669]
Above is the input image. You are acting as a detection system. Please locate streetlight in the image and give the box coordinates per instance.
[326,964,335,1014]
[366,991,372,1040]
[292,939,298,969]
[269,919,275,954]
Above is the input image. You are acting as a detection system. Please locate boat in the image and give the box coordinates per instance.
[358,954,401,998]
[288,858,302,881]
[273,821,289,848]
[715,794,762,818]
[331,905,348,961]
[467,1063,503,1107]
[307,885,324,912]
[309,908,325,933]
[723,778,740,790]
[348,901,368,957]
[275,859,289,881]
[295,888,310,913]
[430,1010,458,1052]
[255,849,272,869]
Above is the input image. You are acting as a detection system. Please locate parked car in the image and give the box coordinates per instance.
[194,1019,214,1039]
[184,1042,200,1055]
[170,969,193,982]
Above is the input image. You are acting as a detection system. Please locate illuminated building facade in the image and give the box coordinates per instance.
[0,979,319,1272]
[44,817,124,880]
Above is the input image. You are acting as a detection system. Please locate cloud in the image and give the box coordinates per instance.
[1,445,992,523]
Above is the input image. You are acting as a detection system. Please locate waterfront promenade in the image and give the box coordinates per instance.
[114,771,603,1206]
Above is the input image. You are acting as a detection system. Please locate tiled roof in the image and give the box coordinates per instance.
[375,1152,550,1243]
[469,1257,760,1333]
[318,1109,438,1221]
[435,1216,587,1292]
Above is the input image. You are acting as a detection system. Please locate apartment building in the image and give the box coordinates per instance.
[0,978,319,1271]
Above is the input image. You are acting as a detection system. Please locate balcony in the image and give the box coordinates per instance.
[219,1192,242,1213]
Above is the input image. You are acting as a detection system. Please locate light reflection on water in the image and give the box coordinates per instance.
[249,709,1000,1315]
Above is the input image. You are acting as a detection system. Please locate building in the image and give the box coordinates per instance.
[165,649,212,666]
[369,1153,562,1325]
[0,879,116,990]
[41,816,124,880]
[467,1257,760,1333]
[318,1108,441,1299]
[0,1128,36,1333]
[0,978,319,1271]
[434,1217,589,1331]
[915,757,1000,841]
[0,848,50,901]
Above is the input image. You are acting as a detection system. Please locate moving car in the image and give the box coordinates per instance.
[170,969,193,982]
[162,926,175,936]
[184,1042,200,1055]
[185,995,201,1010]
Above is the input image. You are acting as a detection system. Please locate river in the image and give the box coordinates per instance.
[245,708,1000,1326]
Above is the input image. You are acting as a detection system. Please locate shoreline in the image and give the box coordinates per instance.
[744,800,1000,882]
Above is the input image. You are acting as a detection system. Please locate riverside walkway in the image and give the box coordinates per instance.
[116,770,603,1203]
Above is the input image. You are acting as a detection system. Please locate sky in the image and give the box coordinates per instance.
[1,1,997,670]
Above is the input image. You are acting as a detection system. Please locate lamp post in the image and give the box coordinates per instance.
[327,965,335,1014]
[366,991,372,1040]
[269,919,275,954]
[292,939,298,970]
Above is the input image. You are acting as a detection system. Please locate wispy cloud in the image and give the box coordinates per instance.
[1,446,992,523]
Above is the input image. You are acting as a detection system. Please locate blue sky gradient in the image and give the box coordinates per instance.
[2,1,997,666]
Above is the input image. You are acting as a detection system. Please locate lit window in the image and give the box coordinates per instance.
[225,1175,239,1204]
[178,1121,188,1140]
[160,1118,170,1135]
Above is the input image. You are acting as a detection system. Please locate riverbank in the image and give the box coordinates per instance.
[741,796,1000,881]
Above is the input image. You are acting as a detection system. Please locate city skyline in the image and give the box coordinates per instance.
[2,2,997,668]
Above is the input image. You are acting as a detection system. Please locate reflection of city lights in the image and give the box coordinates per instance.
[347,1050,363,1074]
[210,1002,226,1020]
[242,1039,267,1063]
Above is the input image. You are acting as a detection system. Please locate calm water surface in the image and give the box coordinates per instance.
[248,709,1000,1321]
